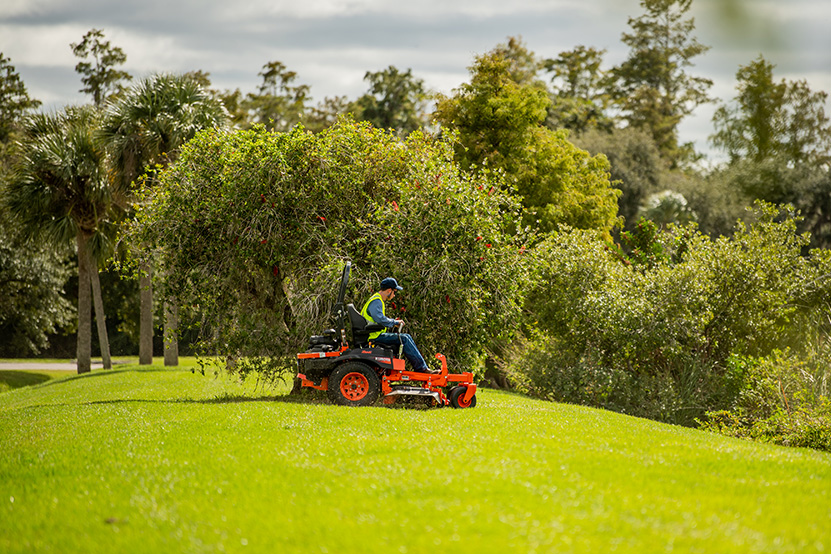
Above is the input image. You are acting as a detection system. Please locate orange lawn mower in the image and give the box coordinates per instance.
[296,262,478,408]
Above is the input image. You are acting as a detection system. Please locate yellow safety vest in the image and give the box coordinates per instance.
[360,292,386,340]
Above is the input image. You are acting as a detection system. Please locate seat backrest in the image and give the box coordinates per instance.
[347,303,370,346]
[347,303,366,331]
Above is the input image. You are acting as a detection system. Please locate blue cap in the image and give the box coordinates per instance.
[380,277,403,291]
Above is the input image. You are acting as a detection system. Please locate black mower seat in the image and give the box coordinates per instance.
[347,303,384,347]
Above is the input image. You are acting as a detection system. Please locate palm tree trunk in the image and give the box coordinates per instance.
[139,261,153,365]
[90,267,112,369]
[163,301,179,366]
[76,232,92,374]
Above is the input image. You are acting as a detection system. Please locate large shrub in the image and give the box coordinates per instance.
[700,350,831,452]
[123,119,528,379]
[507,203,823,426]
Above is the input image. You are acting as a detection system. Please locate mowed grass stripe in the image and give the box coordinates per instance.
[1,365,829,553]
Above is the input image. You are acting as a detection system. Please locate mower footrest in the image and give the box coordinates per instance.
[385,386,441,403]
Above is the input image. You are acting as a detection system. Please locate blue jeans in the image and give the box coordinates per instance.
[373,333,428,372]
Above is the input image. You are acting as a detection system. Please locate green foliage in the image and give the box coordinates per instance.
[100,72,230,196]
[435,40,621,235]
[706,155,831,247]
[543,46,614,133]
[122,119,528,379]
[0,213,73,356]
[507,203,820,425]
[4,106,112,371]
[2,366,830,553]
[352,66,428,136]
[70,28,132,107]
[304,95,351,133]
[619,217,671,268]
[573,127,665,229]
[700,350,831,452]
[242,61,309,132]
[5,106,110,244]
[611,0,713,165]
[434,42,550,172]
[708,55,831,247]
[711,55,831,167]
[0,53,41,143]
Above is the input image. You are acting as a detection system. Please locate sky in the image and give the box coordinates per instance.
[2,0,830,161]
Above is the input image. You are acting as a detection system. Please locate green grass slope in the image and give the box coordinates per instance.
[1,365,829,553]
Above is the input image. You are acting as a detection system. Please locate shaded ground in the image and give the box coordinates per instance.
[0,362,105,371]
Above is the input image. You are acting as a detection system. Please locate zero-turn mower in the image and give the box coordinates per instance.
[296,262,478,408]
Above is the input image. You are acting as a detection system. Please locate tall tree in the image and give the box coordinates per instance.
[611,0,712,165]
[353,66,428,136]
[711,55,831,167]
[0,53,41,144]
[5,107,111,373]
[71,29,132,107]
[543,46,614,133]
[435,39,620,234]
[243,61,309,132]
[709,56,831,247]
[101,73,229,366]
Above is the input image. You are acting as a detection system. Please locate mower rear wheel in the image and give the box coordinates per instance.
[449,385,477,409]
[328,362,380,406]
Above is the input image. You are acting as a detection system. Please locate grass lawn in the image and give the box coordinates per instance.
[1,363,829,553]
[0,370,73,393]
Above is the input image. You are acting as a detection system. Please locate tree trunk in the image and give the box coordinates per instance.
[164,301,179,366]
[139,261,153,365]
[90,267,112,369]
[76,232,92,374]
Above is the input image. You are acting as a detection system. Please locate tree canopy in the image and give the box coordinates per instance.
[711,55,831,167]
[611,0,712,165]
[243,61,310,132]
[0,53,41,144]
[123,119,529,379]
[435,40,621,235]
[71,29,132,107]
[353,66,428,136]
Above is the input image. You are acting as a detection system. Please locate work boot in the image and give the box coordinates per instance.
[418,366,440,375]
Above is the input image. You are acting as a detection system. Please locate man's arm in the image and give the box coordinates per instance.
[366,298,399,329]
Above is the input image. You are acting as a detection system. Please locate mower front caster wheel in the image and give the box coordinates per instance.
[328,362,381,407]
[449,386,477,409]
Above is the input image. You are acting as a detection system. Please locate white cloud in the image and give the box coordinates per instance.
[0,0,61,18]
[1,0,827,161]
[0,23,80,66]
[214,0,604,20]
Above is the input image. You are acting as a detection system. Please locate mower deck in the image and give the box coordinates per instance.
[297,351,477,408]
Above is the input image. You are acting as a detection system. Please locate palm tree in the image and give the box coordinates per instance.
[100,74,229,366]
[5,106,112,373]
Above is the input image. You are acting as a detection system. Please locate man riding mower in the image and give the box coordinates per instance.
[296,262,478,408]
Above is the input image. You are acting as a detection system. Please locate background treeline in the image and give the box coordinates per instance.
[1,0,829,449]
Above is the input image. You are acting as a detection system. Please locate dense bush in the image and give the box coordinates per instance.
[699,350,831,452]
[506,203,829,427]
[123,119,529,379]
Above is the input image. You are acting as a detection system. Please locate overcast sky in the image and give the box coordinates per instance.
[2,0,830,160]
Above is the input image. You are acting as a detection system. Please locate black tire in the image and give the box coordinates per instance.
[328,362,380,407]
[449,385,477,409]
